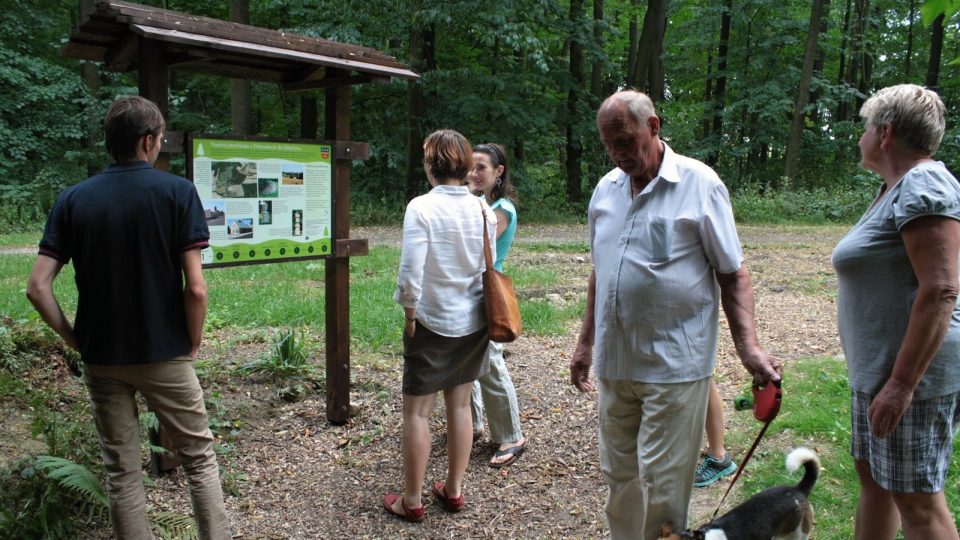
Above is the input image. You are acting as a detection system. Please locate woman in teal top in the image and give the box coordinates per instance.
[467,143,527,467]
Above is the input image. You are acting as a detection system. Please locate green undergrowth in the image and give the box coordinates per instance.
[721,357,959,538]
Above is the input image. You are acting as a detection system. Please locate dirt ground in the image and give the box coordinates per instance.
[3,223,849,539]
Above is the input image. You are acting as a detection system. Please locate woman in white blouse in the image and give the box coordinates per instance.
[384,129,497,522]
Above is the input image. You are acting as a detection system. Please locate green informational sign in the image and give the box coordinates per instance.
[190,136,333,266]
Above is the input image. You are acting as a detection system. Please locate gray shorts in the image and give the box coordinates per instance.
[850,389,960,493]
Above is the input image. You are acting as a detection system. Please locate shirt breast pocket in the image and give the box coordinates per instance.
[631,216,674,263]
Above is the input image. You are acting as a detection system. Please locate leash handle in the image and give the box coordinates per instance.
[711,418,772,519]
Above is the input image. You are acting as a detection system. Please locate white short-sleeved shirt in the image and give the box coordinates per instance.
[832,161,960,400]
[589,141,743,383]
[394,185,497,337]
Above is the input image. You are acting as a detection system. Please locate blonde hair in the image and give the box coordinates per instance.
[860,84,946,156]
[423,129,473,181]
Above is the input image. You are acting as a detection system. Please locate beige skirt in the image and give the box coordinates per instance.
[402,323,490,396]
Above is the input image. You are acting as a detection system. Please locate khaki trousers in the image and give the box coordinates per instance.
[84,358,230,540]
[598,376,710,540]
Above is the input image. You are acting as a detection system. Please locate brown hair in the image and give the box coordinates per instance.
[474,142,517,203]
[103,96,165,162]
[423,129,473,181]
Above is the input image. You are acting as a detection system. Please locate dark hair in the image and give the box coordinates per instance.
[103,96,165,162]
[474,142,517,203]
[423,129,473,181]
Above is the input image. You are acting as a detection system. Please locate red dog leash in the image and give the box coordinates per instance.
[711,380,783,519]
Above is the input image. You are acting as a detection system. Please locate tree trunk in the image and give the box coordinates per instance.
[905,0,917,78]
[79,0,100,176]
[809,0,830,124]
[784,0,827,182]
[702,52,713,139]
[626,0,639,87]
[590,0,604,106]
[635,0,667,100]
[565,0,585,204]
[405,14,436,202]
[925,14,944,90]
[835,0,854,121]
[229,0,252,135]
[856,1,875,113]
[706,0,731,167]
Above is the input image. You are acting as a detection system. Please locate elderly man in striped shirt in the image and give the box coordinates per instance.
[569,90,782,540]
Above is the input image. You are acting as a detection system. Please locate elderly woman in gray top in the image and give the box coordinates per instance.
[832,84,960,540]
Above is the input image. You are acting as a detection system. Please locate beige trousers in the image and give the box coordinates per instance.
[598,376,710,540]
[84,358,230,540]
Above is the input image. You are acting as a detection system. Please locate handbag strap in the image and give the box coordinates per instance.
[479,200,494,271]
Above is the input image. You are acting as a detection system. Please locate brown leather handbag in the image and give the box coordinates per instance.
[480,204,522,342]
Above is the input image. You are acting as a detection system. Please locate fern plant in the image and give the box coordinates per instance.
[151,511,198,540]
[32,455,108,509]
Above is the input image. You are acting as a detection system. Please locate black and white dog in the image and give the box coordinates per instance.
[660,447,820,540]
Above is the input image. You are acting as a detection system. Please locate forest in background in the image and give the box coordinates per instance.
[1,0,957,231]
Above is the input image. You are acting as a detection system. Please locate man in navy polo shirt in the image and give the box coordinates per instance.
[26,96,230,539]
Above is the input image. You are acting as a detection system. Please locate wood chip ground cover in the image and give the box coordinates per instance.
[3,224,849,539]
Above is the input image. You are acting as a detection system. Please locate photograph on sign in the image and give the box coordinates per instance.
[190,136,333,266]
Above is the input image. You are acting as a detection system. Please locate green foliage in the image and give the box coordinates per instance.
[150,511,198,540]
[729,358,856,538]
[727,357,960,537]
[32,455,108,509]
[732,180,875,224]
[0,455,106,539]
[238,327,316,380]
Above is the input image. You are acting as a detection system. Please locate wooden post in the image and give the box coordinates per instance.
[138,38,170,173]
[324,85,352,424]
[137,37,180,473]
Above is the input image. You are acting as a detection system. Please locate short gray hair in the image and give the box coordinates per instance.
[859,84,946,156]
[598,90,657,127]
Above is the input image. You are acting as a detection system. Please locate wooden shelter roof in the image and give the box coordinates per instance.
[61,0,419,91]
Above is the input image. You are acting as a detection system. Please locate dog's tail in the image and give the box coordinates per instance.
[786,447,820,496]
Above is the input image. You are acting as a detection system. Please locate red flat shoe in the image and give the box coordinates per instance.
[431,482,465,512]
[383,493,424,522]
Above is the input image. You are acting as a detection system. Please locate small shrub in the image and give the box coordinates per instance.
[237,328,316,380]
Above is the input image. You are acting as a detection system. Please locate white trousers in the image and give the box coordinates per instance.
[471,340,523,443]
[598,376,710,540]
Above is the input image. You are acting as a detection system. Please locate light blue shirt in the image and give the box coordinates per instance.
[589,142,743,383]
[491,197,517,272]
[395,185,497,337]
[832,161,960,400]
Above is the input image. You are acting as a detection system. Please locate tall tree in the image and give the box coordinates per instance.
[229,0,252,135]
[837,0,869,121]
[705,0,731,167]
[785,0,827,181]
[634,0,668,100]
[590,0,604,104]
[925,13,945,89]
[565,0,586,203]
[906,0,918,77]
[404,8,435,202]
[626,0,640,87]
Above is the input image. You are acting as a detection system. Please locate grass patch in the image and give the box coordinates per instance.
[1,245,583,354]
[0,232,41,249]
[522,241,589,254]
[723,357,959,537]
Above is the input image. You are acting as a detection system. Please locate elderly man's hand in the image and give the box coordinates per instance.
[570,342,595,392]
[739,348,782,387]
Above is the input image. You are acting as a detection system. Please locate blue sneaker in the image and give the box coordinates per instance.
[693,452,737,487]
